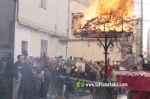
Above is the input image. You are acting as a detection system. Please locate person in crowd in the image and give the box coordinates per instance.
[96,61,102,81]
[111,65,119,82]
[41,65,50,99]
[29,54,35,65]
[73,57,78,62]
[21,56,34,99]
[136,53,144,70]
[90,61,102,81]
[92,61,98,69]
[70,56,73,62]
[0,57,4,98]
[116,48,134,94]
[33,57,43,99]
[29,55,42,99]
[75,58,86,78]
[97,61,105,80]
[64,58,76,75]
[88,60,93,65]
[116,47,135,70]
[110,65,119,99]
[107,59,113,80]
[63,58,77,98]
[1,53,14,99]
[14,54,24,98]
[70,56,76,65]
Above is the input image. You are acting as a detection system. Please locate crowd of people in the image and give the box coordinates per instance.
[0,51,53,99]
[14,54,51,99]
[0,47,145,99]
[81,47,145,99]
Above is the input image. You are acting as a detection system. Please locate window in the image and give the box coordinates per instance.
[22,41,28,56]
[41,39,48,55]
[22,41,28,52]
[40,0,47,9]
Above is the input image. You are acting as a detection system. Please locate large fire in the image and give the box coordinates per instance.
[73,0,135,34]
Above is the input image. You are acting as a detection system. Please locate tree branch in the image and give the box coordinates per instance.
[97,38,105,48]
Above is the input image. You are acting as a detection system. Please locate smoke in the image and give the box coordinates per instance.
[89,0,95,3]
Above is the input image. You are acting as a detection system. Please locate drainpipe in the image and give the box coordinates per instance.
[140,0,143,53]
[66,0,70,57]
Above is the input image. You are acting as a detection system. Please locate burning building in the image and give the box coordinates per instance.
[68,0,138,61]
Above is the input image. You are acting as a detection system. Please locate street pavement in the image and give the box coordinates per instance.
[78,95,127,99]
[46,86,128,99]
[118,95,127,99]
[47,94,127,99]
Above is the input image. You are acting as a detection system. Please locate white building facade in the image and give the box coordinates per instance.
[14,0,69,61]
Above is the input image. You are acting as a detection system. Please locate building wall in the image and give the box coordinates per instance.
[68,35,137,62]
[14,23,66,61]
[0,0,15,57]
[68,40,122,62]
[18,0,68,35]
[14,0,69,61]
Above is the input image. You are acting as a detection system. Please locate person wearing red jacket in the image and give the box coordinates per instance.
[107,64,113,80]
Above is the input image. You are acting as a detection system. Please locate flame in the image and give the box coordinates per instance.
[74,0,135,33]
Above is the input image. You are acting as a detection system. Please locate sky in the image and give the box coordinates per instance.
[143,1,150,51]
[134,0,150,52]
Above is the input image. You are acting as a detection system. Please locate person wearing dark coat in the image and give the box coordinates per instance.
[0,59,4,98]
[1,53,14,99]
[21,56,34,99]
[41,66,50,99]
[14,55,24,81]
[14,54,24,99]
